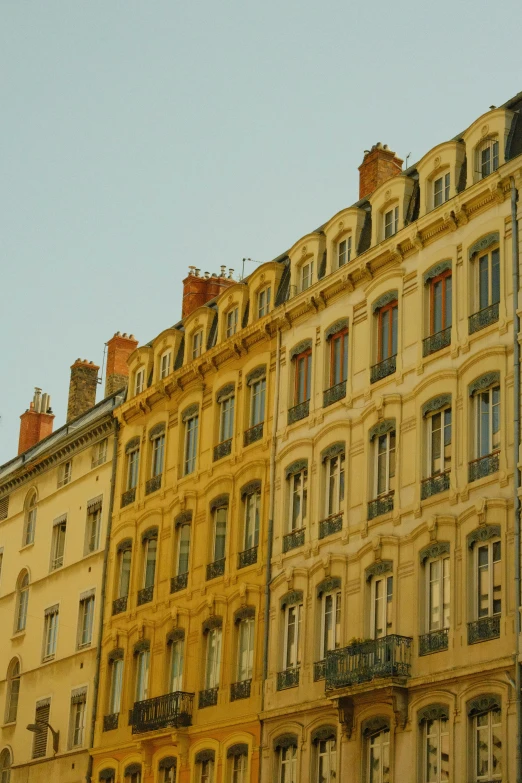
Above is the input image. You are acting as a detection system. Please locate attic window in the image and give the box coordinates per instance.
[338,236,352,268]
[384,206,399,239]
[135,368,145,395]
[192,330,203,359]
[476,138,499,179]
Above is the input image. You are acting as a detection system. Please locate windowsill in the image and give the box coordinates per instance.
[42,655,56,663]
[20,542,35,552]
[77,642,92,651]
[11,630,26,640]
[1,721,16,729]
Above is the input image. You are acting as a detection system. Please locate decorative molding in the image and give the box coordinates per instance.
[468,372,500,396]
[234,606,255,623]
[241,480,261,498]
[418,704,449,724]
[285,459,308,479]
[166,628,185,643]
[468,694,501,716]
[181,403,199,422]
[369,419,396,441]
[273,733,298,750]
[227,743,248,758]
[422,395,452,417]
[125,436,140,454]
[158,757,177,771]
[133,639,150,654]
[280,590,303,608]
[202,615,223,633]
[468,232,499,259]
[317,576,341,597]
[246,365,267,386]
[148,422,166,440]
[419,541,450,564]
[372,290,398,313]
[321,442,345,463]
[289,339,312,359]
[361,716,390,737]
[209,494,229,512]
[142,526,158,542]
[124,764,141,777]
[175,510,193,526]
[423,260,452,285]
[107,647,124,662]
[195,750,215,764]
[365,560,393,581]
[467,525,501,549]
[99,769,116,781]
[216,383,235,403]
[325,318,349,340]
[311,725,337,743]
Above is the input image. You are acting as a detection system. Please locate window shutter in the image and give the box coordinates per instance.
[33,700,51,758]
[0,496,9,521]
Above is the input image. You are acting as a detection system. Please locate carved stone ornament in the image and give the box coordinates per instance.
[372,290,398,314]
[107,647,124,662]
[202,615,223,633]
[148,422,166,440]
[241,480,261,499]
[468,694,501,717]
[468,372,500,397]
[246,365,267,386]
[311,726,337,743]
[468,232,499,259]
[419,541,450,564]
[273,733,298,750]
[216,383,235,403]
[325,318,349,340]
[321,442,345,463]
[209,494,229,512]
[418,704,449,724]
[362,716,390,737]
[369,419,396,441]
[467,525,501,550]
[99,769,116,781]
[181,403,199,422]
[227,743,248,758]
[133,639,150,654]
[434,156,441,168]
[142,526,158,543]
[175,510,193,526]
[285,459,308,479]
[337,696,354,738]
[385,189,391,200]
[423,260,452,285]
[116,538,132,553]
[158,757,177,771]
[289,339,313,360]
[422,395,452,418]
[365,560,393,581]
[317,576,341,597]
[234,605,255,623]
[195,750,215,764]
[166,628,185,643]
[124,764,141,777]
[125,436,140,454]
[280,589,304,608]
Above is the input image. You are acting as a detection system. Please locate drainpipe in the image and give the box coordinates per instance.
[259,326,282,783]
[511,176,522,783]
[86,414,120,783]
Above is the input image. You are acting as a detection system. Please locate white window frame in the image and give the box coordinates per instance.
[43,607,59,660]
[109,658,123,714]
[367,728,391,783]
[184,414,199,475]
[472,706,502,782]
[50,519,67,571]
[92,438,108,468]
[169,638,184,692]
[85,505,102,554]
[142,536,157,590]
[250,377,266,426]
[433,172,450,208]
[15,573,29,632]
[422,715,449,783]
[289,469,307,532]
[257,287,271,318]
[219,394,235,443]
[320,590,341,659]
[473,385,500,459]
[205,627,222,689]
[384,205,399,239]
[476,137,499,180]
[58,460,72,488]
[244,491,260,550]
[426,407,452,478]
[160,351,172,380]
[127,447,140,489]
[475,539,501,620]
[176,523,191,575]
[151,433,165,477]
[226,307,239,338]
[69,697,86,748]
[283,603,302,670]
[118,548,132,598]
[213,506,227,562]
[374,430,396,498]
[135,649,150,702]
[237,616,255,682]
[231,752,248,783]
[278,744,297,783]
[23,497,37,546]
[316,737,337,783]
[192,330,203,359]
[200,759,214,783]
[77,594,95,648]
[300,260,313,291]
[135,368,145,396]
[338,236,352,268]
[371,574,393,639]
[5,660,20,724]
[324,454,345,517]
[475,247,500,312]
[425,556,450,633]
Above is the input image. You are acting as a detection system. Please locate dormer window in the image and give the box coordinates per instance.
[300,260,313,292]
[433,173,450,207]
[257,287,271,318]
[477,137,499,179]
[337,237,352,268]
[226,307,239,338]
[384,206,399,239]
[192,330,203,360]
[135,368,145,396]
[160,351,171,380]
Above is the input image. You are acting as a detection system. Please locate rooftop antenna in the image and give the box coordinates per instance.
[241,257,262,280]
[97,343,107,386]
[404,152,411,170]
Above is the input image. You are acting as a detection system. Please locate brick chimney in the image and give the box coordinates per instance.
[105,332,138,396]
[182,266,236,319]
[18,388,54,455]
[67,359,99,422]
[358,143,403,200]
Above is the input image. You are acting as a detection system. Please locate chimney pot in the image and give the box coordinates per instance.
[105,332,139,397]
[358,143,403,200]
[18,390,54,454]
[67,359,99,422]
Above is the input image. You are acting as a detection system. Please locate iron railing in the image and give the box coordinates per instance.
[468,452,499,482]
[421,471,450,500]
[277,667,300,690]
[323,381,347,408]
[112,596,128,615]
[422,327,451,357]
[170,572,188,593]
[468,302,499,334]
[288,400,310,425]
[121,488,136,507]
[367,492,394,520]
[130,691,194,733]
[206,558,225,580]
[314,660,326,681]
[419,628,449,656]
[103,713,119,732]
[319,513,343,540]
[283,527,305,553]
[145,474,162,495]
[213,439,232,461]
[468,616,501,644]
[325,635,412,690]
[238,546,258,569]
[230,679,251,701]
[370,355,396,384]
[137,586,154,606]
[198,687,218,708]
[244,423,263,446]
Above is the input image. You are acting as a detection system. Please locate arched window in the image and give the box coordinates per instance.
[15,571,29,633]
[23,490,37,546]
[0,749,12,783]
[5,660,20,723]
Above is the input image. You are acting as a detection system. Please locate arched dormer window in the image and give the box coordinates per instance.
[5,659,20,723]
[23,490,37,547]
[15,571,29,633]
[475,136,499,180]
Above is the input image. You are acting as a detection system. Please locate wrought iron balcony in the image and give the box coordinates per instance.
[314,660,326,681]
[130,691,194,734]
[206,558,225,581]
[244,422,263,446]
[419,628,449,656]
[283,527,305,553]
[370,355,396,384]
[103,713,119,732]
[468,451,499,483]
[112,596,128,615]
[121,488,136,508]
[468,302,499,334]
[288,400,310,425]
[213,439,232,461]
[319,513,343,540]
[323,381,347,408]
[170,572,188,593]
[238,546,258,569]
[367,492,394,521]
[325,635,412,690]
[277,666,300,690]
[468,615,501,644]
[198,687,218,708]
[137,585,154,606]
[145,474,162,495]
[421,471,450,500]
[230,679,251,701]
[422,327,451,357]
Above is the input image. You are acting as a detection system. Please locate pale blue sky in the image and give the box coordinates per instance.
[1,1,521,462]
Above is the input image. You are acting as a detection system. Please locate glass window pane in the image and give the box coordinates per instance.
[479,255,489,310]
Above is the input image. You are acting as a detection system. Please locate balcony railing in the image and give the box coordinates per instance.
[112,596,128,615]
[121,488,136,507]
[238,546,258,569]
[277,666,300,690]
[468,302,499,334]
[319,513,343,540]
[230,679,251,701]
[419,628,449,656]
[468,615,501,644]
[137,586,154,606]
[367,492,394,521]
[323,381,347,408]
[130,691,194,734]
[468,451,499,483]
[325,635,413,690]
[244,422,263,446]
[283,527,305,553]
[198,687,218,708]
[314,660,326,681]
[370,355,396,384]
[421,471,450,500]
[206,558,225,581]
[288,400,310,425]
[170,572,188,593]
[422,327,451,357]
[145,474,162,495]
[213,439,232,461]
[103,713,119,732]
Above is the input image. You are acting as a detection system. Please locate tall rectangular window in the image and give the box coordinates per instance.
[430,272,452,334]
[118,548,132,598]
[32,701,51,758]
[200,759,214,783]
[160,351,171,380]
[301,260,313,291]
[58,460,72,488]
[375,431,396,497]
[127,447,140,490]
[135,650,150,702]
[226,307,239,338]
[77,594,95,648]
[69,691,87,748]
[143,537,157,589]
[423,716,449,783]
[427,558,450,632]
[330,329,348,386]
[176,524,191,575]
[135,368,145,396]
[294,350,312,405]
[320,591,341,659]
[283,603,302,669]
[317,738,337,783]
[250,378,266,426]
[338,236,352,268]
[43,606,59,660]
[85,502,102,554]
[477,540,501,619]
[427,408,452,477]
[289,469,307,531]
[237,617,255,682]
[478,139,499,179]
[474,385,500,458]
[433,173,450,208]
[384,206,399,238]
[478,248,500,311]
[325,453,345,516]
[205,627,222,689]
[231,754,248,783]
[213,506,227,561]
[184,414,199,475]
[170,639,184,692]
[192,331,203,359]
[367,728,390,783]
[219,395,235,442]
[279,745,297,783]
[474,707,502,782]
[50,518,67,570]
[151,434,165,477]
[244,491,260,550]
[24,501,37,546]
[109,659,124,714]
[372,576,393,639]
[92,438,108,468]
[257,287,271,318]
[377,301,398,361]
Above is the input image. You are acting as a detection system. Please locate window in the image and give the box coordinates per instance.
[50,518,67,570]
[219,393,235,442]
[135,649,150,701]
[77,593,95,648]
[117,547,132,599]
[125,767,141,783]
[135,368,145,395]
[250,377,266,426]
[43,606,59,660]
[205,626,222,689]
[329,329,348,387]
[243,490,260,550]
[23,491,37,546]
[371,575,393,639]
[433,173,450,208]
[384,206,399,238]
[294,349,312,405]
[15,572,29,632]
[377,300,398,362]
[109,658,124,714]
[160,760,177,783]
[176,524,191,576]
[338,236,352,268]
[429,271,452,335]
[226,307,239,338]
[142,535,157,589]
[169,638,184,692]
[472,703,502,782]
[476,247,500,312]
[32,700,51,758]
[257,287,271,318]
[278,744,297,783]
[92,438,108,467]
[476,540,501,620]
[474,385,500,458]
[151,433,165,477]
[283,603,302,670]
[320,591,341,659]
[85,501,102,554]
[422,713,449,783]
[231,753,248,783]
[426,407,452,477]
[212,506,227,562]
[69,690,87,748]
[325,452,345,517]
[301,260,313,291]
[0,749,11,783]
[199,758,214,783]
[289,469,307,531]
[367,727,390,783]
[0,549,3,584]
[426,557,450,633]
[316,736,337,783]
[58,460,72,488]
[5,659,20,723]
[477,138,499,179]
[192,330,203,359]
[184,413,199,475]
[237,617,255,682]
[374,430,396,497]
[160,351,172,380]
[127,445,140,490]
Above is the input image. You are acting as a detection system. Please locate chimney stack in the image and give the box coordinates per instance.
[67,359,99,422]
[18,388,55,455]
[105,332,138,396]
[182,266,236,319]
[358,143,403,200]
